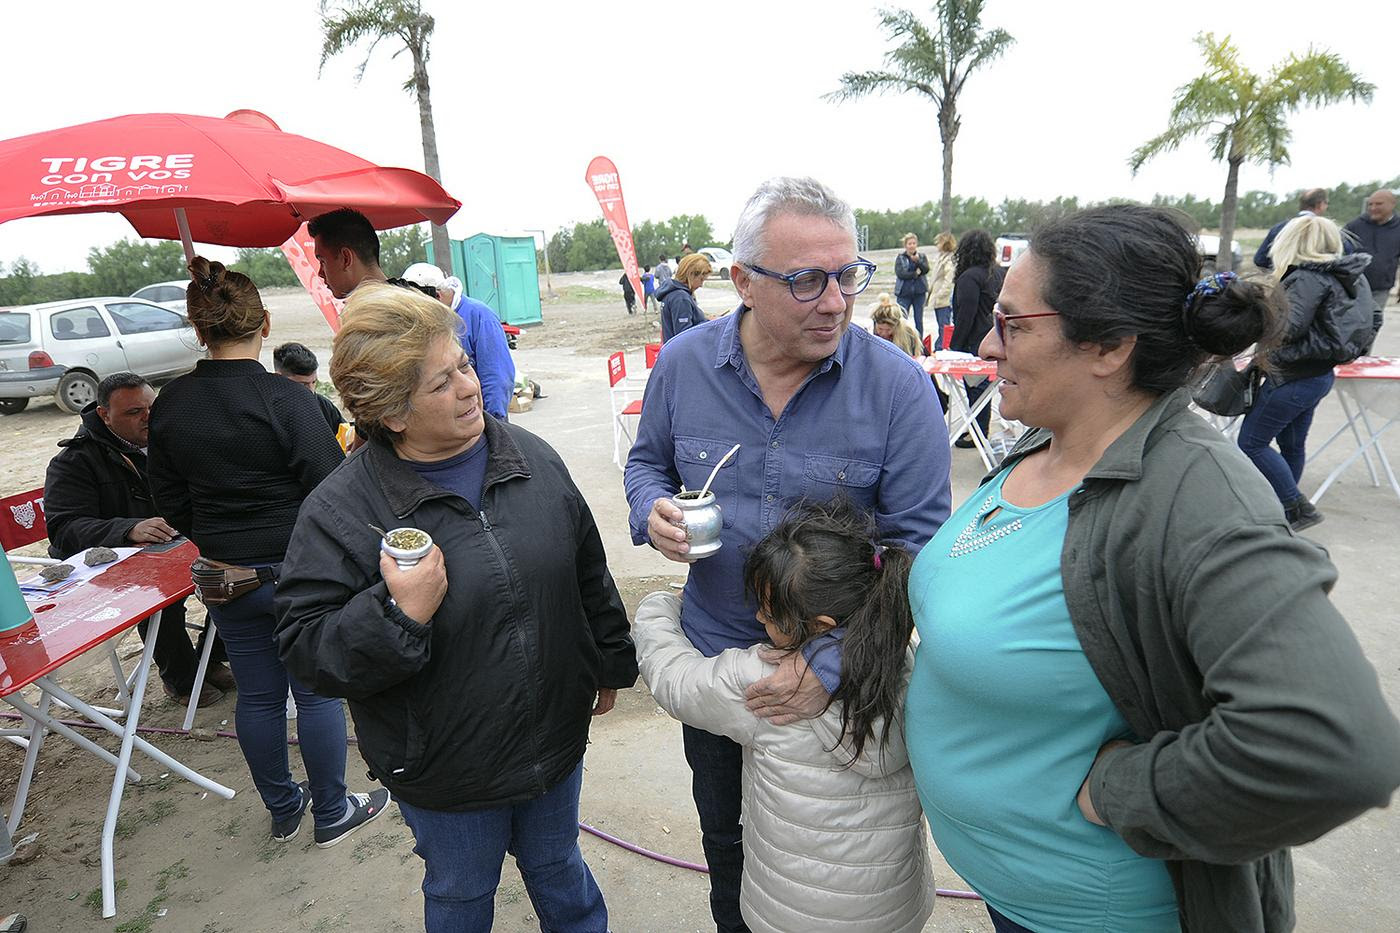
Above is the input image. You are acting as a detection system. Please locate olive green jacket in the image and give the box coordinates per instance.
[993,388,1400,932]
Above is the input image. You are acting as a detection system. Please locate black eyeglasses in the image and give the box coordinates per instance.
[744,260,876,302]
[993,307,1060,342]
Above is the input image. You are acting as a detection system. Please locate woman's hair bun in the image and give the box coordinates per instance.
[187,255,227,293]
[1185,275,1282,358]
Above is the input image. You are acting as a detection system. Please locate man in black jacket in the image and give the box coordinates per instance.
[1344,189,1400,313]
[44,373,232,706]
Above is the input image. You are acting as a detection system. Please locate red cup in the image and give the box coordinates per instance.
[941,323,955,350]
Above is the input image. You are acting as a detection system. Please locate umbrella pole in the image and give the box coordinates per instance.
[173,208,195,263]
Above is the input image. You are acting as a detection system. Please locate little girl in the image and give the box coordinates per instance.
[633,499,935,933]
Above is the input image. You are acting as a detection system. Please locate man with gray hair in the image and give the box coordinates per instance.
[625,176,951,931]
[1344,189,1400,312]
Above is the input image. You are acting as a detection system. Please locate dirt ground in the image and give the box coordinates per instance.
[2,252,1399,932]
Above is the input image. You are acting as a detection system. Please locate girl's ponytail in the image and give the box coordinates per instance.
[832,542,914,764]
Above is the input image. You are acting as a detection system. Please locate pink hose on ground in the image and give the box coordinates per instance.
[1,711,982,900]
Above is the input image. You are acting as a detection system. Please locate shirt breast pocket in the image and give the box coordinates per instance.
[675,435,739,528]
[801,454,880,508]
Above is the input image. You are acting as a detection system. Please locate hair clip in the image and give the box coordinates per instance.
[872,543,885,571]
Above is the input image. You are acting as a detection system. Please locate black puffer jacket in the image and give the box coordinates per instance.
[44,404,154,559]
[274,415,637,811]
[1271,253,1378,384]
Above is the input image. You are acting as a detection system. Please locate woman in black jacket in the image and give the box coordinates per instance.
[1238,214,1377,530]
[148,258,383,849]
[275,283,637,933]
[950,230,1004,447]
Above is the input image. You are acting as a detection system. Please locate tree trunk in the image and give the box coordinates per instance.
[413,51,452,275]
[1217,151,1243,273]
[938,101,959,235]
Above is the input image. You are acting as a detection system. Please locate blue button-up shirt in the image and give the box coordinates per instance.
[624,306,952,680]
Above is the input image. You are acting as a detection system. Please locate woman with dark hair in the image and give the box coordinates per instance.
[903,205,1400,933]
[949,229,1003,447]
[148,258,385,849]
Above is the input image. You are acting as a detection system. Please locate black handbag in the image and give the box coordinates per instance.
[1192,360,1261,416]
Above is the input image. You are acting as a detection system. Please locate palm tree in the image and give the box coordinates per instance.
[826,1,1013,234]
[319,0,452,273]
[1130,33,1373,272]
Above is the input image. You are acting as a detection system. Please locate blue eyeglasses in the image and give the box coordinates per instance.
[744,259,877,302]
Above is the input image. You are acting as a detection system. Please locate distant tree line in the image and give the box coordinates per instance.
[6,180,1398,305]
[0,227,428,307]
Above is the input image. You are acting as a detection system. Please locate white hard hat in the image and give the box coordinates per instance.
[401,262,447,288]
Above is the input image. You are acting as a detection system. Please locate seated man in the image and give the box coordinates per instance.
[272,342,346,434]
[44,373,232,706]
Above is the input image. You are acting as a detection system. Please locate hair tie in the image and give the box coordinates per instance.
[199,272,217,292]
[1181,270,1236,337]
[872,544,884,571]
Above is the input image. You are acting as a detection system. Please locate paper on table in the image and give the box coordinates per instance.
[18,546,143,599]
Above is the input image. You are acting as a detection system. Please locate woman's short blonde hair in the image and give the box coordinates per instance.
[676,253,712,287]
[330,282,463,442]
[1269,214,1344,280]
[903,232,918,245]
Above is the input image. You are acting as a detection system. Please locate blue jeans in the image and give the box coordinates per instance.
[1237,372,1336,505]
[896,290,928,336]
[398,761,607,933]
[207,572,348,828]
[682,724,749,933]
[933,305,953,348]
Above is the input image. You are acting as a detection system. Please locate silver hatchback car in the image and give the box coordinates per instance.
[0,297,205,414]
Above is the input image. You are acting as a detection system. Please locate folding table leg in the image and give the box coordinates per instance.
[1352,401,1400,500]
[5,692,50,838]
[101,616,159,918]
[182,616,219,732]
[1337,388,1381,485]
[3,693,141,784]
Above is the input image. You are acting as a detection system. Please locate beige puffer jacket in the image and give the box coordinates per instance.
[634,593,934,933]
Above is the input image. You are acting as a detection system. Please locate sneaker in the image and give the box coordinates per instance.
[1286,498,1324,532]
[271,780,312,842]
[953,434,976,449]
[162,680,223,708]
[204,663,237,692]
[314,788,390,849]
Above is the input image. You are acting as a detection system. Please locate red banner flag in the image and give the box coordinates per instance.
[584,156,644,313]
[280,222,344,333]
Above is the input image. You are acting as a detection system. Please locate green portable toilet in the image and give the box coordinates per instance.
[441,232,543,326]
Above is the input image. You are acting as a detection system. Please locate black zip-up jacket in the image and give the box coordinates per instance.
[1270,253,1378,384]
[950,264,1003,354]
[44,404,154,559]
[656,277,703,343]
[274,415,637,811]
[148,358,344,563]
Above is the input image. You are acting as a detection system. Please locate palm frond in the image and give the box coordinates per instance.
[824,70,936,104]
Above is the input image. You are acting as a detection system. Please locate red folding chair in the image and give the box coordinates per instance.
[609,352,645,469]
[645,342,662,370]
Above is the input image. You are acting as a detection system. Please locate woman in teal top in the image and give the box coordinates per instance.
[903,205,1400,933]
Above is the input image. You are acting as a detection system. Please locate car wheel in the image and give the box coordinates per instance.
[0,397,29,415]
[55,371,98,414]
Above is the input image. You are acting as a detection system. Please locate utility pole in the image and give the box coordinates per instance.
[527,229,556,298]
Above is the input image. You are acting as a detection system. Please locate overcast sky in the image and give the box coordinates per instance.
[2,0,1397,273]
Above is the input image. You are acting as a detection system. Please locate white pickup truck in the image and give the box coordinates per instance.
[994,231,1241,272]
[995,233,1030,268]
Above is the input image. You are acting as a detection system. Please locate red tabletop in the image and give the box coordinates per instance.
[1335,356,1400,380]
[920,356,999,378]
[0,540,197,696]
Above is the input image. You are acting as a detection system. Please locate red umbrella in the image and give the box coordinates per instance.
[0,110,459,254]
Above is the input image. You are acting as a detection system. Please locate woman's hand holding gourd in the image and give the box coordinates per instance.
[380,546,448,624]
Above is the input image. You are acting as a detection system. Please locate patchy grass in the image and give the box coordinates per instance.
[310,913,349,932]
[113,799,176,839]
[83,878,127,912]
[556,285,614,303]
[350,832,398,864]
[255,836,288,863]
[218,815,243,838]
[111,860,189,933]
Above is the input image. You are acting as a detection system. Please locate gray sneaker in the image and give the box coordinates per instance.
[314,788,390,849]
[271,780,311,842]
